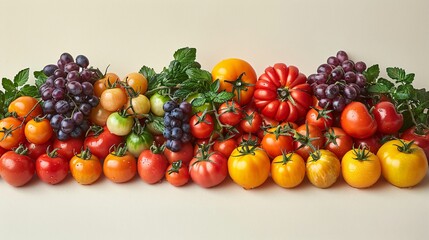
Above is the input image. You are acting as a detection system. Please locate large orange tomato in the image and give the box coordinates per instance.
[0,117,25,150]
[212,58,257,106]
[8,96,42,122]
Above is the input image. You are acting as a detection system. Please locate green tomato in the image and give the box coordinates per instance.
[186,93,213,114]
[126,130,154,157]
[106,112,134,136]
[150,93,170,117]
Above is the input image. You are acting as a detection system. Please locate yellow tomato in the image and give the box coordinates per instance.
[342,148,381,188]
[271,153,306,188]
[306,150,341,188]
[228,146,270,189]
[126,94,151,118]
[377,139,428,188]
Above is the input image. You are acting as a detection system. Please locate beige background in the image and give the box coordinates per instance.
[1,0,428,239]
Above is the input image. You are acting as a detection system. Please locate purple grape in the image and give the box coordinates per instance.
[171,127,183,140]
[170,108,184,119]
[327,56,340,66]
[80,69,93,82]
[80,120,90,133]
[79,103,91,116]
[163,101,177,112]
[52,88,65,100]
[57,130,70,141]
[69,101,76,110]
[325,84,340,99]
[54,77,66,88]
[88,95,99,107]
[42,99,55,114]
[43,64,58,77]
[76,55,89,68]
[64,62,80,73]
[343,85,358,100]
[318,98,332,108]
[181,133,192,143]
[81,82,94,96]
[336,50,348,63]
[70,126,83,138]
[60,53,74,64]
[61,118,75,134]
[307,74,317,85]
[66,81,83,95]
[341,60,355,72]
[57,59,65,71]
[50,114,64,129]
[314,73,327,84]
[72,111,84,125]
[179,102,192,114]
[344,72,357,83]
[45,76,55,86]
[182,123,191,133]
[332,96,346,112]
[330,67,344,82]
[169,140,182,152]
[55,100,70,114]
[73,94,85,103]
[54,69,66,78]
[349,83,361,95]
[355,73,367,87]
[355,61,367,73]
[67,71,81,82]
[170,118,182,128]
[317,64,333,75]
[41,87,54,100]
[183,114,190,123]
[163,127,172,139]
[314,84,328,99]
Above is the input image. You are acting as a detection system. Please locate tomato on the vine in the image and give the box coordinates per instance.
[89,104,113,126]
[0,145,35,187]
[126,94,151,118]
[189,112,215,139]
[212,58,257,106]
[104,145,137,183]
[261,125,294,159]
[253,63,313,122]
[70,148,102,185]
[165,160,190,187]
[106,112,134,136]
[150,93,170,117]
[53,137,84,160]
[294,123,325,160]
[324,127,353,159]
[8,96,43,122]
[24,117,53,144]
[189,149,228,188]
[138,144,168,184]
[94,73,120,98]
[84,125,123,160]
[341,101,377,139]
[271,152,306,189]
[122,72,148,95]
[126,124,154,157]
[100,88,128,112]
[240,109,262,133]
[0,117,25,150]
[213,138,238,158]
[36,148,69,185]
[305,106,334,131]
[218,101,243,126]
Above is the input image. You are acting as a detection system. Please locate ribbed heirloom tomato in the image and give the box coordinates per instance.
[253,63,313,122]
[212,58,257,106]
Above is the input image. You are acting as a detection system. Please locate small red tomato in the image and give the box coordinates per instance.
[189,112,215,139]
[189,151,228,188]
[164,141,194,164]
[372,101,403,134]
[305,106,334,131]
[84,125,123,160]
[53,137,84,160]
[165,160,190,187]
[0,145,35,187]
[213,138,238,158]
[240,109,263,133]
[36,148,69,185]
[25,140,53,160]
[138,145,169,184]
[218,101,243,126]
[401,126,429,159]
[294,123,325,160]
[324,127,353,159]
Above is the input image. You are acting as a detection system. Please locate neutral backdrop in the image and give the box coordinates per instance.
[1,1,428,240]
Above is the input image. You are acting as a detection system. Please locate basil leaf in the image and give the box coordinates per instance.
[34,70,47,88]
[213,91,234,103]
[210,79,220,92]
[191,97,206,107]
[174,47,196,66]
[186,68,211,81]
[363,64,380,83]
[386,67,406,82]
[21,85,39,98]
[139,66,156,82]
[393,84,414,100]
[2,78,15,92]
[367,83,390,94]
[14,68,29,87]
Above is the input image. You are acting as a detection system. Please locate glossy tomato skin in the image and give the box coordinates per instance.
[137,149,168,184]
[306,150,341,188]
[324,127,353,159]
[213,138,238,158]
[25,140,53,160]
[0,147,6,157]
[377,140,428,188]
[305,106,334,131]
[341,102,377,139]
[342,149,381,188]
[84,126,123,160]
[53,137,84,160]
[189,113,215,139]
[89,104,113,126]
[189,152,228,188]
[69,151,102,185]
[164,141,194,164]
[8,96,43,122]
[401,127,429,159]
[24,118,53,144]
[0,117,25,150]
[271,153,306,188]
[218,101,243,126]
[240,109,262,133]
[165,160,190,187]
[353,135,382,154]
[261,127,294,159]
[0,150,35,187]
[253,63,313,122]
[36,152,69,185]
[373,101,403,134]
[212,58,257,106]
[104,151,137,183]
[294,124,325,160]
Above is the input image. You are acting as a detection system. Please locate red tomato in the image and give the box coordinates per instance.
[0,147,6,157]
[189,113,215,139]
[305,106,334,131]
[164,141,194,164]
[53,137,84,160]
[261,125,294,159]
[25,140,53,160]
[353,135,382,154]
[240,109,263,133]
[0,146,35,187]
[294,124,325,160]
[189,151,228,188]
[218,101,243,126]
[372,101,404,134]
[213,138,238,158]
[324,127,353,159]
[401,127,429,159]
[0,117,25,150]
[137,146,169,184]
[237,134,261,147]
[341,102,377,139]
[253,63,313,122]
[36,148,69,185]
[84,126,123,160]
[165,160,190,187]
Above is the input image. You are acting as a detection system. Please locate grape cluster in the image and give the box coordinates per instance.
[163,101,193,152]
[307,50,367,112]
[39,53,99,140]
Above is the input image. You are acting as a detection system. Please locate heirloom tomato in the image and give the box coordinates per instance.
[0,145,35,187]
[253,63,312,122]
[342,147,381,188]
[212,58,257,106]
[0,117,25,150]
[36,148,69,185]
[377,139,428,188]
[165,160,190,187]
[189,149,228,188]
[104,145,137,183]
[340,102,377,139]
[70,148,102,185]
[372,101,403,134]
[306,150,341,188]
[271,152,306,188]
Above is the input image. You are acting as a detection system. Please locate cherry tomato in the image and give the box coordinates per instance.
[0,145,35,187]
[8,96,43,122]
[189,112,215,139]
[324,127,353,159]
[306,150,341,188]
[36,148,69,185]
[212,58,257,106]
[94,72,120,97]
[106,112,134,136]
[218,101,243,126]
[372,101,403,134]
[236,134,261,147]
[126,94,151,118]
[123,72,148,94]
[271,152,306,188]
[103,145,137,183]
[254,63,313,122]
[24,118,53,144]
[89,104,113,126]
[294,123,325,160]
[150,93,170,117]
[240,109,263,134]
[261,125,294,159]
[70,148,102,185]
[305,106,334,131]
[401,126,429,159]
[164,141,194,164]
[100,88,127,112]
[165,160,190,187]
[341,102,377,139]
[213,138,238,158]
[353,135,382,154]
[84,126,123,160]
[0,117,25,150]
[137,145,169,184]
[53,137,84,160]
[189,151,228,188]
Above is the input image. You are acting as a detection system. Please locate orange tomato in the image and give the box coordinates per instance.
[271,152,306,188]
[0,117,25,150]
[261,125,294,159]
[8,96,42,122]
[70,149,102,185]
[103,148,136,183]
[89,104,113,126]
[24,118,53,144]
[123,72,148,94]
[93,73,120,97]
[100,88,127,112]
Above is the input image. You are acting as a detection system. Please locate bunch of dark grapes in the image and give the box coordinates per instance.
[307,50,367,112]
[39,53,99,140]
[163,101,193,152]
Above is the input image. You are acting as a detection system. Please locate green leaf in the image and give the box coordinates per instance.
[14,68,29,87]
[139,65,156,82]
[367,83,390,94]
[2,78,15,92]
[210,79,220,92]
[0,91,4,112]
[403,73,415,84]
[386,67,406,81]
[363,64,380,83]
[21,85,39,97]
[186,68,212,81]
[377,77,395,90]
[191,97,206,107]
[173,88,193,99]
[34,70,47,88]
[173,47,196,66]
[213,91,235,103]
[393,84,414,100]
